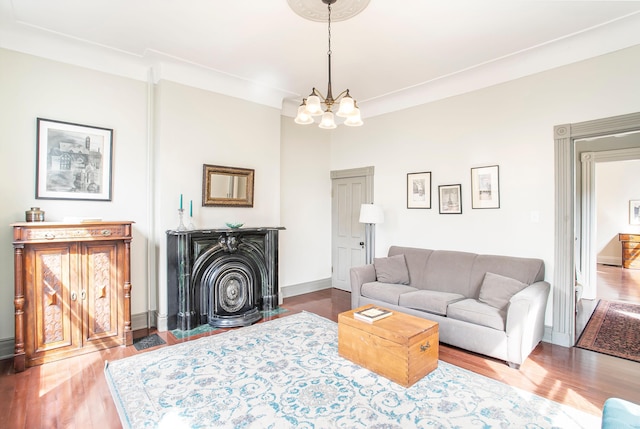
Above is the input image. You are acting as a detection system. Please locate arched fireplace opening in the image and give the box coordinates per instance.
[166,227,282,330]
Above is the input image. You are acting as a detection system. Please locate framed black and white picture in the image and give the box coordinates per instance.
[471,165,500,209]
[439,184,462,214]
[630,200,640,225]
[407,171,431,209]
[36,118,113,201]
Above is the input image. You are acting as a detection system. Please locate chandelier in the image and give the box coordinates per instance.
[294,0,363,129]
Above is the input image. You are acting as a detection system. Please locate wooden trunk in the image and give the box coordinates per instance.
[338,305,438,387]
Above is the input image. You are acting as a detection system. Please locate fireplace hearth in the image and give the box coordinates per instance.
[166,227,283,330]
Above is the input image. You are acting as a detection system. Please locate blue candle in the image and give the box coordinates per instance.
[180,194,183,210]
[190,200,193,217]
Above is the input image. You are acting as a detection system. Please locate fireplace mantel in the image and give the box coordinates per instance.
[166,227,284,330]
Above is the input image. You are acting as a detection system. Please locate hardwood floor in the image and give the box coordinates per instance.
[1,286,639,428]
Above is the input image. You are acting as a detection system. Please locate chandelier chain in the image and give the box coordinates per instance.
[293,0,363,128]
[327,4,332,56]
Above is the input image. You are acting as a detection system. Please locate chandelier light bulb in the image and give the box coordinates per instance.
[336,94,355,118]
[294,104,314,124]
[319,111,337,129]
[344,105,363,127]
[306,95,323,116]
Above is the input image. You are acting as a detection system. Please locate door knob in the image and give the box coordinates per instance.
[359,242,365,247]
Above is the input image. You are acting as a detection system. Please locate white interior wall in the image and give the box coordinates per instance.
[2,41,640,348]
[325,44,640,329]
[279,118,331,293]
[0,49,283,345]
[152,80,282,330]
[0,48,149,341]
[596,160,640,265]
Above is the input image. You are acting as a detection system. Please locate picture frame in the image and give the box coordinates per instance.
[630,200,640,225]
[471,165,500,209]
[36,118,113,201]
[407,171,431,209]
[439,184,462,214]
[202,164,255,207]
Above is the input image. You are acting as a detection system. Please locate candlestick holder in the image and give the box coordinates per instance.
[187,216,195,230]
[177,209,187,231]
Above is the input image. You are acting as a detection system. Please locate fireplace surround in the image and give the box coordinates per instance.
[166,227,283,330]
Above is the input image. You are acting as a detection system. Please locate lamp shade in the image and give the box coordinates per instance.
[319,111,337,129]
[359,203,384,224]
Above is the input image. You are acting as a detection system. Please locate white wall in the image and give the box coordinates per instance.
[0,49,283,347]
[153,80,282,329]
[597,159,640,265]
[326,44,640,328]
[2,41,640,349]
[279,118,331,294]
[0,48,149,341]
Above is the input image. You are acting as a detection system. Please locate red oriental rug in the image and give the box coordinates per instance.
[576,300,640,363]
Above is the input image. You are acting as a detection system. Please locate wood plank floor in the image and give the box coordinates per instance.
[1,280,640,428]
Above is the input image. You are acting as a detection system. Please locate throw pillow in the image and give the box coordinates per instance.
[478,272,528,310]
[374,254,410,285]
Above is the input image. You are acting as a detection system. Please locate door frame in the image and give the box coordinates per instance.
[553,111,640,347]
[330,166,375,290]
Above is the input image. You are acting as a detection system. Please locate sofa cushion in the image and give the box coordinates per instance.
[374,254,410,284]
[361,282,418,305]
[447,299,506,331]
[478,272,528,310]
[398,290,466,316]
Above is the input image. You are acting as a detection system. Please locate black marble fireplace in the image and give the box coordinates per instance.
[166,227,283,330]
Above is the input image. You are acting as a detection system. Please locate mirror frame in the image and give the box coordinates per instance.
[202,164,255,207]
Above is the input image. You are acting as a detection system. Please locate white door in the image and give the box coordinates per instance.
[332,175,367,291]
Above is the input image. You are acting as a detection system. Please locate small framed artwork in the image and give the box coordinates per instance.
[36,118,113,201]
[407,171,431,209]
[630,200,640,225]
[439,184,462,214]
[471,165,500,209]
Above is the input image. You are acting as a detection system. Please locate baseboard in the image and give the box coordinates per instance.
[0,337,14,361]
[597,256,621,266]
[132,311,157,331]
[281,278,332,298]
[550,329,573,347]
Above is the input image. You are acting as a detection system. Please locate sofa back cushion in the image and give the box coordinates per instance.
[388,246,432,286]
[388,246,545,299]
[389,246,478,297]
[468,255,545,298]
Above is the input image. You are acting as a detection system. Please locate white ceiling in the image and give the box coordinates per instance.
[1,0,640,119]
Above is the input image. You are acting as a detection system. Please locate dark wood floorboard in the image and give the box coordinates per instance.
[2,273,640,428]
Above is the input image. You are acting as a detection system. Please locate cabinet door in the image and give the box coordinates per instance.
[26,243,81,361]
[81,241,121,346]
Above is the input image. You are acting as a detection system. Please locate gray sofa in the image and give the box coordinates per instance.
[350,246,550,369]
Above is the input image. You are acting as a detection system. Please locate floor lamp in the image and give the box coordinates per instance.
[359,203,384,265]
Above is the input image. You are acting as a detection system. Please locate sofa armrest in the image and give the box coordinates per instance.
[349,264,376,309]
[505,281,550,366]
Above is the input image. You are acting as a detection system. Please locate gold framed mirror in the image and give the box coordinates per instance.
[202,164,254,207]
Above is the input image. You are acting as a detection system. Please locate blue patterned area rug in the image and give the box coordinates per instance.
[105,312,599,429]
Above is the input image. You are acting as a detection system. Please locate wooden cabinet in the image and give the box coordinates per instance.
[619,233,640,269]
[12,221,133,372]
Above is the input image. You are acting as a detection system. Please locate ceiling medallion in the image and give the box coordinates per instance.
[287,0,370,22]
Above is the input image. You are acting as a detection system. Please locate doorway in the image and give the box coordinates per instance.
[330,167,374,291]
[553,112,640,347]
